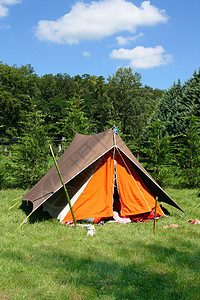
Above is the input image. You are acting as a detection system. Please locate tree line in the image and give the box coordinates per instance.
[0,62,199,190]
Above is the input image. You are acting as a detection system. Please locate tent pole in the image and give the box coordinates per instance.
[113,127,116,160]
[49,144,77,226]
[153,196,158,235]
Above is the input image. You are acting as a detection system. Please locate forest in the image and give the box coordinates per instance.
[0,61,200,190]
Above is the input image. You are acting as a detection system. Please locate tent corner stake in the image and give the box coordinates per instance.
[49,144,77,226]
[18,212,32,229]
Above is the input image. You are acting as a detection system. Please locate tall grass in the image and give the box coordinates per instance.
[0,188,200,299]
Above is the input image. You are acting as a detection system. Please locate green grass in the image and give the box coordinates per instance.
[0,188,200,299]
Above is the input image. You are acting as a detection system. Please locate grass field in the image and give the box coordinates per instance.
[0,188,200,299]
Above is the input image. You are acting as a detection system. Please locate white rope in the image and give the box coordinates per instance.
[117,149,152,212]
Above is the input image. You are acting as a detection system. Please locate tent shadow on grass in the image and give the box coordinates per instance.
[39,246,200,299]
[139,241,200,274]
[2,241,199,299]
[18,200,52,223]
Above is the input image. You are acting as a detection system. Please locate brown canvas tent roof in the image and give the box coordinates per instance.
[22,127,185,219]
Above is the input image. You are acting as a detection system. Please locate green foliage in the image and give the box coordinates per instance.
[0,145,19,189]
[107,68,142,140]
[0,63,40,138]
[147,80,184,138]
[141,69,200,188]
[175,115,200,188]
[72,74,112,133]
[106,67,157,153]
[182,69,200,118]
[0,146,5,188]
[61,96,90,145]
[12,111,50,188]
[148,69,200,139]
[0,63,160,143]
[0,156,15,189]
[141,118,171,185]
[0,61,200,189]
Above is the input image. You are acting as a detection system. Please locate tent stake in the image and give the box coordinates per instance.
[18,212,33,228]
[8,200,20,211]
[49,144,77,226]
[153,196,158,235]
[12,195,23,202]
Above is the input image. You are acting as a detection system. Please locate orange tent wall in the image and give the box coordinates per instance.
[62,151,114,223]
[62,149,164,223]
[116,150,164,217]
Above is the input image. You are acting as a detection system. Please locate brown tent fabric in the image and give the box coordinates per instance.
[22,128,115,212]
[22,127,185,216]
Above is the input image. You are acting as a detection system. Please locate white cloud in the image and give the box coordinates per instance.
[116,33,144,46]
[83,51,91,57]
[0,0,21,4]
[35,0,167,44]
[0,4,8,16]
[0,0,21,17]
[110,46,173,69]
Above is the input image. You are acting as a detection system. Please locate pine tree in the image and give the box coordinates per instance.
[141,109,171,185]
[12,110,50,188]
[175,114,200,188]
[61,96,90,145]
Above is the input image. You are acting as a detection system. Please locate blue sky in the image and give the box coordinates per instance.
[0,0,199,89]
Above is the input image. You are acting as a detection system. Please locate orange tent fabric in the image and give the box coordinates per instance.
[62,151,114,223]
[116,150,164,217]
[62,149,164,223]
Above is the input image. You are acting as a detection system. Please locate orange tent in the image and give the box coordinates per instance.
[22,127,184,223]
[61,149,164,223]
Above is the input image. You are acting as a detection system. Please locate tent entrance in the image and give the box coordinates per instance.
[112,163,121,214]
[113,149,165,218]
[113,182,121,214]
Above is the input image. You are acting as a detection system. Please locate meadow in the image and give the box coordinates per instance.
[0,188,199,299]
